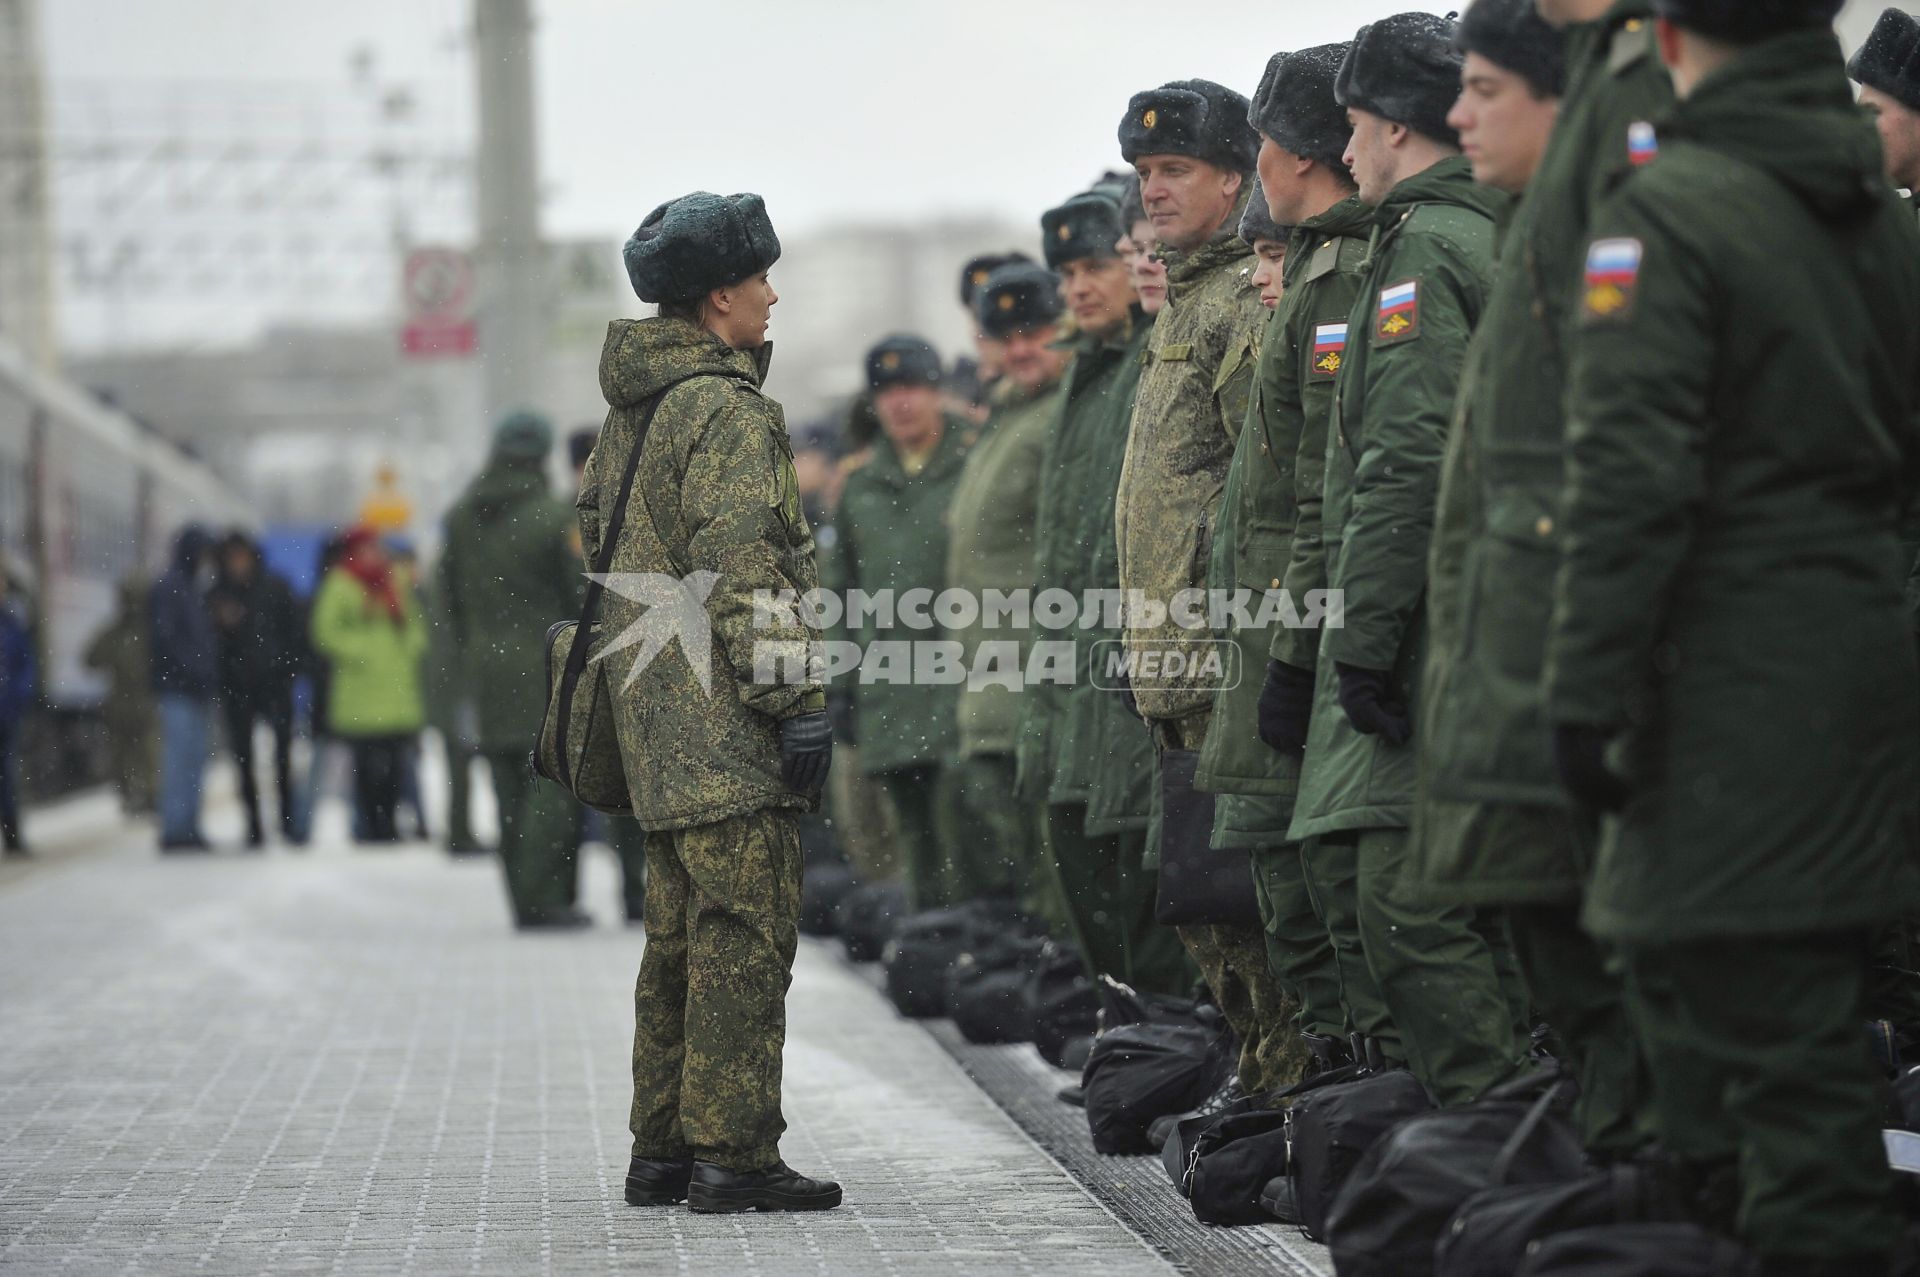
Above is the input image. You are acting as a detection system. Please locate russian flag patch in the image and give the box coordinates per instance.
[1311,322,1348,378]
[1583,237,1642,321]
[1627,121,1658,167]
[1376,279,1420,344]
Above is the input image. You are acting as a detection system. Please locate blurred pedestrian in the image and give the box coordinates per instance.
[421,551,483,856]
[207,530,303,847]
[441,412,588,928]
[309,526,427,844]
[149,525,217,852]
[83,574,158,817]
[0,569,35,857]
[291,534,350,843]
[386,539,431,842]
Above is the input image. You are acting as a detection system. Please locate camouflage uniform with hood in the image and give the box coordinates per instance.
[1114,78,1299,1093]
[585,192,832,1198]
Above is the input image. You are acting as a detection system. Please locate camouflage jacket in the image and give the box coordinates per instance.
[578,317,823,832]
[946,373,1065,758]
[1115,186,1266,726]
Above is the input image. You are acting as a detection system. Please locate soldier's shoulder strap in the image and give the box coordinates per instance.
[1301,232,1370,285]
[1607,14,1655,76]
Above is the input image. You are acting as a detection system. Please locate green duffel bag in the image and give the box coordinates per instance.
[531,618,632,816]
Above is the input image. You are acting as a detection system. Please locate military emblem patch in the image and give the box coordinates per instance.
[997,293,1015,311]
[1583,237,1642,321]
[1142,108,1158,130]
[1628,121,1658,168]
[970,268,990,289]
[881,351,901,370]
[1376,280,1420,344]
[1311,322,1348,378]
[1057,223,1073,241]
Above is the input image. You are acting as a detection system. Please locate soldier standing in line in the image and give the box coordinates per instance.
[1113,77,1296,1094]
[1415,0,1663,1150]
[1278,14,1534,1105]
[1214,44,1378,1076]
[1545,5,1920,1268]
[958,253,1033,402]
[824,335,979,911]
[1849,6,1920,1047]
[440,413,589,930]
[1023,188,1189,997]
[943,262,1069,912]
[588,191,838,1213]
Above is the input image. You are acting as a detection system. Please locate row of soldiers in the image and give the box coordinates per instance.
[812,1,1920,1270]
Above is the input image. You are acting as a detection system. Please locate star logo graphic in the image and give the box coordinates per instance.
[586,572,720,694]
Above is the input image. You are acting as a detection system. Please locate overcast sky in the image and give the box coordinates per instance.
[36,0,1901,350]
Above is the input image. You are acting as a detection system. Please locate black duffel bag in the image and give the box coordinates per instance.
[949,935,1049,1045]
[799,862,857,937]
[1326,1081,1588,1277]
[1083,1020,1235,1155]
[1026,942,1099,1069]
[1517,1223,1759,1276]
[1159,1097,1262,1197]
[882,901,1035,1019]
[1189,1107,1293,1226]
[834,880,909,963]
[1437,1163,1680,1277]
[1286,1068,1434,1241]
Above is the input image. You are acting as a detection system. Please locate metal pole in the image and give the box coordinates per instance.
[472,0,545,432]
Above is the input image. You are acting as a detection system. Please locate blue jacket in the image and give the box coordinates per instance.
[149,528,218,699]
[0,601,34,724]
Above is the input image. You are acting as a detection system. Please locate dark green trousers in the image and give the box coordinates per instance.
[1356,826,1531,1106]
[630,808,802,1172]
[486,752,579,923]
[947,753,1060,922]
[1505,903,1649,1155]
[1252,840,1346,1043]
[443,743,478,851]
[608,818,648,922]
[1300,834,1405,1062]
[1867,920,1920,1030]
[873,764,951,911]
[1042,803,1190,996]
[1621,931,1901,1263]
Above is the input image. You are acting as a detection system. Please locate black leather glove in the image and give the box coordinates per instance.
[1335,663,1410,747]
[1553,723,1630,813]
[780,711,833,798]
[1257,659,1316,754]
[826,688,857,748]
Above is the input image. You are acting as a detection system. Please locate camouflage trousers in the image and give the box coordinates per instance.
[1178,920,1308,1095]
[630,807,803,1171]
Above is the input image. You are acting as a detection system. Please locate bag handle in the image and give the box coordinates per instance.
[552,375,698,791]
[1489,1078,1570,1187]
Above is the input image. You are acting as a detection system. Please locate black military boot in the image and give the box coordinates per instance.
[624,1156,692,1206]
[686,1160,842,1213]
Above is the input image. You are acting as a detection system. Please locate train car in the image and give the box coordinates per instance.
[0,335,250,795]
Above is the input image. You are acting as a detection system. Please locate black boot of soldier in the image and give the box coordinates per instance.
[687,1160,842,1213]
[1300,1032,1351,1076]
[624,1156,692,1206]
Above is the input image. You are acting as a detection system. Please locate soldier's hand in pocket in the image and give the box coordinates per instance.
[780,711,834,798]
[1257,660,1316,754]
[1334,663,1410,747]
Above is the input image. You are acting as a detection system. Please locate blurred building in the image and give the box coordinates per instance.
[0,0,57,371]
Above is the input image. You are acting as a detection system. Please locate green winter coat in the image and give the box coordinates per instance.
[309,567,428,737]
[1545,32,1920,940]
[824,413,978,775]
[1289,157,1505,841]
[578,317,823,832]
[946,374,1065,758]
[438,459,583,753]
[1416,1,1672,905]
[1199,197,1373,846]
[1116,187,1267,726]
[1022,314,1156,815]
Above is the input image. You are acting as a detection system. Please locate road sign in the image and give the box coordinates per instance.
[400,246,477,358]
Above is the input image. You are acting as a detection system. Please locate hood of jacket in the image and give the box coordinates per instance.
[456,459,551,525]
[1664,30,1886,225]
[1375,154,1509,230]
[598,315,772,410]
